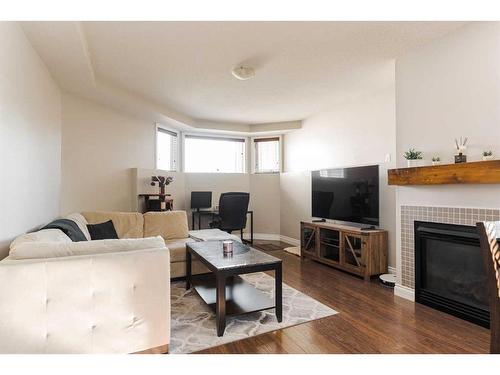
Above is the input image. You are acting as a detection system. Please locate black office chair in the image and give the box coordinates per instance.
[210,192,250,239]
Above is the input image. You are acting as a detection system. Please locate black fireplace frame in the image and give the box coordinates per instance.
[414,220,490,328]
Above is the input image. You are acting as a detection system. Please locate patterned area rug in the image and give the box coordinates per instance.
[170,272,338,353]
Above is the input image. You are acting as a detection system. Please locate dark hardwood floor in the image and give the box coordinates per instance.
[197,240,490,354]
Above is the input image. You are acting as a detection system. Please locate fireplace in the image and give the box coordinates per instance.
[414,221,489,327]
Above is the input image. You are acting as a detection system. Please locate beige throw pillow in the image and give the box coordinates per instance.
[143,211,189,240]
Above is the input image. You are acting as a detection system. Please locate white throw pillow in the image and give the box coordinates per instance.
[66,213,91,241]
[8,236,166,260]
[10,229,71,255]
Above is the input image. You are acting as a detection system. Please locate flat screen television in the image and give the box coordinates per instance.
[311,165,379,226]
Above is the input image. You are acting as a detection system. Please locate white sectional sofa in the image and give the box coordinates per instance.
[0,210,240,354]
[0,228,170,354]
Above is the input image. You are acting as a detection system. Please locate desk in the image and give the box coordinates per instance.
[192,210,254,244]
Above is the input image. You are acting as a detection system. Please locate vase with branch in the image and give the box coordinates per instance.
[454,136,468,163]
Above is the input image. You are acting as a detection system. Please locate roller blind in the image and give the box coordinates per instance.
[156,127,178,171]
[254,137,280,173]
[184,135,246,173]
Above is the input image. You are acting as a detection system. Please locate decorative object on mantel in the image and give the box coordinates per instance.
[431,156,441,166]
[151,175,173,195]
[388,159,500,185]
[403,148,423,168]
[454,136,468,163]
[483,150,494,161]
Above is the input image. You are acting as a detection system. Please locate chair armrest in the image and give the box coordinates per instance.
[0,247,170,353]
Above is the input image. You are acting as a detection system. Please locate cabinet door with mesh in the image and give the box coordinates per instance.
[301,224,317,257]
[343,233,364,269]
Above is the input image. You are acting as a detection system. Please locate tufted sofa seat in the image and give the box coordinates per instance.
[0,231,170,354]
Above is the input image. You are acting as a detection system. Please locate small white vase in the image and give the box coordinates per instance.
[483,155,493,161]
[432,161,441,166]
[407,160,420,168]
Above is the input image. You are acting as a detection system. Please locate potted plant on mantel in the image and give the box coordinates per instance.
[482,150,494,161]
[404,148,423,168]
[432,156,441,166]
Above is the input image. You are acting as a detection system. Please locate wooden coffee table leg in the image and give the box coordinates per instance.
[216,273,226,337]
[186,250,192,290]
[276,263,283,322]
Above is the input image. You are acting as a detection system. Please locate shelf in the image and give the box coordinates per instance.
[321,241,340,247]
[388,160,500,186]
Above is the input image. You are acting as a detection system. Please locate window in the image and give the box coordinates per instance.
[254,137,280,173]
[184,135,245,173]
[156,126,178,171]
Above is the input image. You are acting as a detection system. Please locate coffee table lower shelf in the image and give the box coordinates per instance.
[191,274,275,316]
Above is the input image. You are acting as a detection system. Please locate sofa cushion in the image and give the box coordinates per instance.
[164,238,196,263]
[41,219,88,242]
[143,211,189,240]
[9,229,71,254]
[66,213,91,241]
[82,211,144,239]
[87,220,119,240]
[8,236,166,260]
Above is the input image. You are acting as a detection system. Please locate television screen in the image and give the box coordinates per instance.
[311,165,379,226]
[191,191,212,209]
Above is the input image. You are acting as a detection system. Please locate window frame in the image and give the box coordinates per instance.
[251,135,283,174]
[155,123,180,172]
[182,132,249,174]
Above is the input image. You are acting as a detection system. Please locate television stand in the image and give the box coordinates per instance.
[300,221,388,280]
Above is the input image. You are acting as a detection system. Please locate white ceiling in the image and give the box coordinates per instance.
[23,21,466,125]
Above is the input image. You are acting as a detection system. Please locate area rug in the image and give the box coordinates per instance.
[170,272,338,353]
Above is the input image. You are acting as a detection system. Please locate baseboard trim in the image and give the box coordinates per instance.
[394,283,415,301]
[242,233,281,241]
[280,235,300,246]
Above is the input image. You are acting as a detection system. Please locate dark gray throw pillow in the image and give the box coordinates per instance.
[86,220,119,240]
[42,219,87,242]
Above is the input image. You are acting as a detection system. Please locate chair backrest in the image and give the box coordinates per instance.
[218,192,250,231]
[476,221,500,353]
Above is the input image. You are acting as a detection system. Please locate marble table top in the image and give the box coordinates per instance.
[187,240,281,271]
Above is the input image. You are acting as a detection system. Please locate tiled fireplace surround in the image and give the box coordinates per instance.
[400,205,500,289]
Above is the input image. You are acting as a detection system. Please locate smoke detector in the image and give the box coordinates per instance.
[231,66,255,80]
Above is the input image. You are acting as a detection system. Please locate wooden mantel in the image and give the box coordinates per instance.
[388,160,500,186]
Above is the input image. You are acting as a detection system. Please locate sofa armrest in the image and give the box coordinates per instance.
[0,248,170,354]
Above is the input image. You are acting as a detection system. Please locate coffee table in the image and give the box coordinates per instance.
[186,240,282,337]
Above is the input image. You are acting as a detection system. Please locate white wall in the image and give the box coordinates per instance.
[61,93,155,214]
[0,23,62,259]
[134,169,281,235]
[249,174,280,235]
[61,94,281,235]
[281,80,397,267]
[395,22,500,283]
